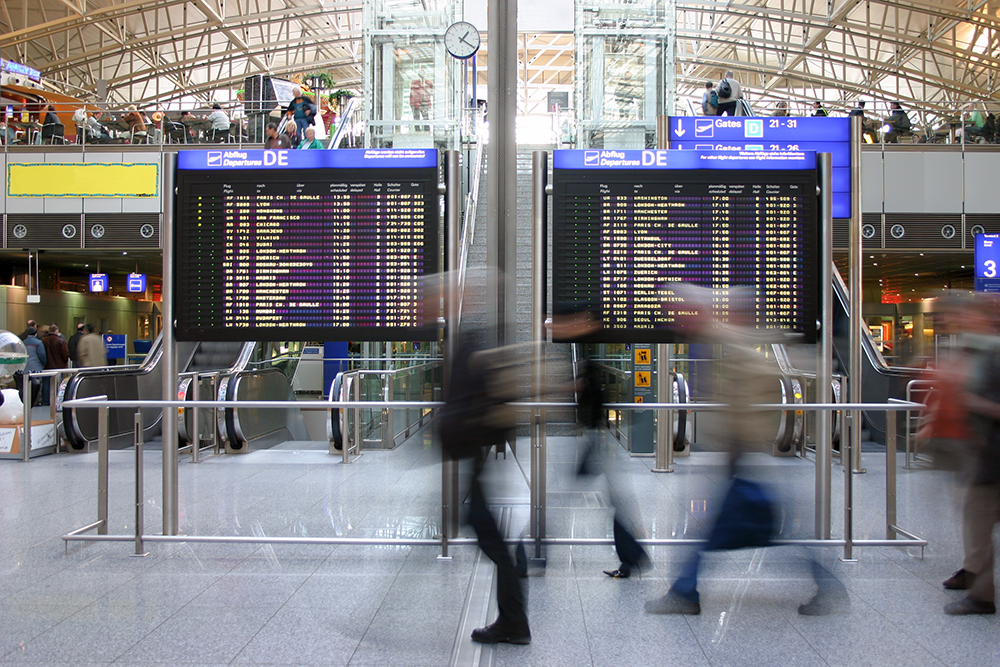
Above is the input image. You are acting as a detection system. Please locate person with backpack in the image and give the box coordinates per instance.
[715,71,741,116]
[883,101,911,143]
[701,81,717,115]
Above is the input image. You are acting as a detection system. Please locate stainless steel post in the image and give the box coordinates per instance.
[162,152,179,536]
[531,150,548,560]
[441,150,461,558]
[816,153,833,539]
[98,405,109,535]
[849,116,865,477]
[133,411,148,556]
[844,116,863,559]
[652,343,674,473]
[886,406,897,539]
[191,373,200,463]
[21,373,31,462]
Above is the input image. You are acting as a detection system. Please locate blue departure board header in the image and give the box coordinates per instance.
[667,116,852,219]
[177,148,438,170]
[553,149,817,170]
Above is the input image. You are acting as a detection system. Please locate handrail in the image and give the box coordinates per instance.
[61,396,928,556]
[326,95,360,149]
[456,117,487,330]
[904,378,935,469]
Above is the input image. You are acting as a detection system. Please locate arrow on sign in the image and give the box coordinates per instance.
[674,124,686,137]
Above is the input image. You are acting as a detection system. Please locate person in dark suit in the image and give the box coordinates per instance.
[552,305,649,580]
[437,271,530,646]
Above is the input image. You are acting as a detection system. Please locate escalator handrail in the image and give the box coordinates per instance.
[832,266,924,377]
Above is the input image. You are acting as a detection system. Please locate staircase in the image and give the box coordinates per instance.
[460,146,577,435]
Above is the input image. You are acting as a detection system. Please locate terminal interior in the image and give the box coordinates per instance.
[0,0,998,665]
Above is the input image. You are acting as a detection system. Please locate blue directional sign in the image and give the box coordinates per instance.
[975,234,1000,292]
[89,273,108,292]
[127,273,147,293]
[668,116,852,218]
[177,148,438,170]
[104,334,127,359]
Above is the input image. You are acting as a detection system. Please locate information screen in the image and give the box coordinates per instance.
[552,149,819,343]
[668,116,851,219]
[174,149,440,342]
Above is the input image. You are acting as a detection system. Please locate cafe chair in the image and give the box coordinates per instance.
[130,126,150,144]
[166,121,188,144]
[209,125,231,143]
[41,125,66,144]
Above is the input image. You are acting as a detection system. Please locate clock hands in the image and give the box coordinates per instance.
[460,30,474,47]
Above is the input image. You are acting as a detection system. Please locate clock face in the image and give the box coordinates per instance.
[445,22,480,59]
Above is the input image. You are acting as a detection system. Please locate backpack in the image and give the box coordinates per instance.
[718,79,732,99]
[709,90,719,109]
[984,113,996,140]
[438,343,528,459]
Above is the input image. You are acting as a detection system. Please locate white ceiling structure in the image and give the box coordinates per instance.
[1,0,998,116]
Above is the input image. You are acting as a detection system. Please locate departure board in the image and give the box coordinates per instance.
[174,149,440,342]
[552,149,819,343]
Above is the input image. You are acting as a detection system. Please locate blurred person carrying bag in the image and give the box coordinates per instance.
[916,365,973,472]
[438,343,532,460]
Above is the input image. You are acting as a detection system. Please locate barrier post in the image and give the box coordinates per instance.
[133,412,149,556]
[816,152,833,539]
[98,405,109,535]
[886,405,897,540]
[21,373,32,462]
[652,343,674,473]
[531,150,548,561]
[191,374,200,463]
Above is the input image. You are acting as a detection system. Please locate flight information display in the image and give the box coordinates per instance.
[667,116,852,219]
[174,149,440,342]
[552,149,819,343]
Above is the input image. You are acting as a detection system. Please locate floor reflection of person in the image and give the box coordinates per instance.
[409,72,433,130]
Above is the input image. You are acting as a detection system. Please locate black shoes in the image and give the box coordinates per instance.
[943,569,976,590]
[471,621,531,645]
[644,592,701,615]
[603,564,631,579]
[944,597,996,615]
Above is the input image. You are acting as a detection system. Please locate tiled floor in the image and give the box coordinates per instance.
[0,422,996,666]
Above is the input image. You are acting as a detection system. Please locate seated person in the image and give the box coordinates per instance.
[882,102,911,143]
[298,126,324,149]
[73,108,111,143]
[770,100,789,117]
[124,105,148,141]
[263,122,291,149]
[960,104,991,142]
[206,103,230,142]
[40,104,64,143]
[2,120,19,144]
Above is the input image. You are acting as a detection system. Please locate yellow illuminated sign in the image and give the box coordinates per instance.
[635,371,651,387]
[635,396,644,403]
[7,163,159,197]
[634,348,650,365]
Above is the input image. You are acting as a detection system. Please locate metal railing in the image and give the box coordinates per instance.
[904,379,935,469]
[59,396,927,562]
[330,361,443,461]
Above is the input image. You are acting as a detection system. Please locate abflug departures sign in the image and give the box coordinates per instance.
[669,116,851,219]
[174,149,440,342]
[552,149,820,344]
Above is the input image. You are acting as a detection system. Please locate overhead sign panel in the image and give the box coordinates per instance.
[668,116,852,219]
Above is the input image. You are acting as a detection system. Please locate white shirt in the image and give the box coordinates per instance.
[207,109,230,131]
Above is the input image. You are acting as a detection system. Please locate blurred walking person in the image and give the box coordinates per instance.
[552,304,649,579]
[76,324,107,368]
[436,271,531,645]
[644,284,848,616]
[940,295,1000,615]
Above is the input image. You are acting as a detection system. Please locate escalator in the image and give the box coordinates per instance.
[831,269,922,444]
[61,338,307,451]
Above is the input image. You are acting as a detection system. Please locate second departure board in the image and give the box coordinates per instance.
[174,149,440,342]
[552,149,819,343]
